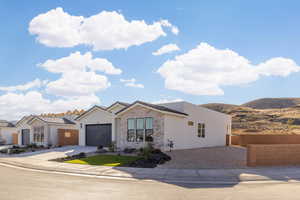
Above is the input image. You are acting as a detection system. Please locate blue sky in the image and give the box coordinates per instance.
[1,0,300,119]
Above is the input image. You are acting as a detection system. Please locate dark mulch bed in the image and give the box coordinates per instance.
[52,149,172,168]
[0,145,50,155]
[128,151,171,168]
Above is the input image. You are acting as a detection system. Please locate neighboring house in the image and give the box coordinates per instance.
[26,116,78,146]
[15,116,34,146]
[77,101,231,151]
[0,120,17,145]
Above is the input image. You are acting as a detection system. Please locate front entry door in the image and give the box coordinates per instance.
[22,129,30,146]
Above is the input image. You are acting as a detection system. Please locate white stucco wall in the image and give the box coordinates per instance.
[77,108,115,146]
[0,127,17,144]
[163,102,231,150]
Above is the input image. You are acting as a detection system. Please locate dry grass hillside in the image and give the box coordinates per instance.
[242,98,300,109]
[201,98,300,135]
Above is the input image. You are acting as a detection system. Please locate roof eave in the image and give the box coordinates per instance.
[115,102,188,118]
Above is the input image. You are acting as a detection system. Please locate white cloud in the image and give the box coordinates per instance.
[40,51,121,75]
[89,58,122,75]
[152,98,183,104]
[159,20,179,35]
[29,7,178,51]
[152,43,180,56]
[0,91,100,120]
[0,51,121,120]
[120,78,144,88]
[29,8,83,47]
[256,57,300,77]
[0,79,47,92]
[39,52,121,97]
[46,71,110,97]
[157,43,300,95]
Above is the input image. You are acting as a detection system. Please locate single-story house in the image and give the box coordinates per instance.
[16,116,34,146]
[76,101,231,151]
[0,120,17,145]
[75,102,130,147]
[14,115,78,147]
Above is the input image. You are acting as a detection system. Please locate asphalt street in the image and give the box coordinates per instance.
[1,164,300,200]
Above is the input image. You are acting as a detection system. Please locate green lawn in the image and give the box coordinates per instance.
[65,155,141,167]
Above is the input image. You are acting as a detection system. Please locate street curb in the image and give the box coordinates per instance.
[0,159,239,184]
[1,159,299,185]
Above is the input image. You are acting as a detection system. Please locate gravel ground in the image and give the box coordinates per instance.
[158,146,247,169]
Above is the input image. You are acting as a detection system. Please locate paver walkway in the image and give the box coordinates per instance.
[159,146,247,169]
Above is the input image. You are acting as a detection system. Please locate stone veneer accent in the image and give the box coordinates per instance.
[116,105,164,150]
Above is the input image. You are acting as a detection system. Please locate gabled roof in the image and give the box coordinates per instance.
[75,105,108,121]
[106,101,130,111]
[0,120,15,128]
[115,101,188,117]
[16,115,34,127]
[27,116,76,125]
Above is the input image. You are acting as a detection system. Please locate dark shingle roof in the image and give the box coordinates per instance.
[75,105,107,120]
[0,120,15,127]
[29,116,75,125]
[116,101,188,116]
[106,101,130,111]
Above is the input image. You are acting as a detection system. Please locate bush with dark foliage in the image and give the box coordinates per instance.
[129,147,171,168]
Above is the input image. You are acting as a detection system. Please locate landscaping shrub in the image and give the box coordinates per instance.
[151,149,162,154]
[71,152,86,159]
[27,143,38,148]
[130,144,172,168]
[0,149,8,154]
[108,142,116,152]
[9,148,26,154]
[138,143,154,159]
[97,145,103,150]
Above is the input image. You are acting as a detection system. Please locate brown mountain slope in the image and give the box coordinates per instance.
[242,98,300,109]
[201,99,300,135]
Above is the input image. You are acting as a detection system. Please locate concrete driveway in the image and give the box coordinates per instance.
[159,146,247,169]
[9,146,97,161]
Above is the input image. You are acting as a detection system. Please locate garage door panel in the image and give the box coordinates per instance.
[86,124,112,147]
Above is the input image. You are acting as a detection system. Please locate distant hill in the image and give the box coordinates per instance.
[242,98,300,109]
[201,103,242,113]
[201,98,300,135]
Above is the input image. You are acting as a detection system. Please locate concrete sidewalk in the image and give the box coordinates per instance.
[2,156,300,183]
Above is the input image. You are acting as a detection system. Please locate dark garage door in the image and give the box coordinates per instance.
[22,129,30,146]
[86,124,112,147]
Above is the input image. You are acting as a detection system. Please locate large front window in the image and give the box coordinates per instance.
[127,119,136,142]
[127,118,154,142]
[145,118,153,142]
[33,126,45,143]
[136,118,144,142]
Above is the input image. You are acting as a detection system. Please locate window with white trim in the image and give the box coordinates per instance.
[136,118,144,142]
[145,118,153,142]
[33,126,45,143]
[127,119,136,142]
[197,123,205,138]
[127,117,154,142]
